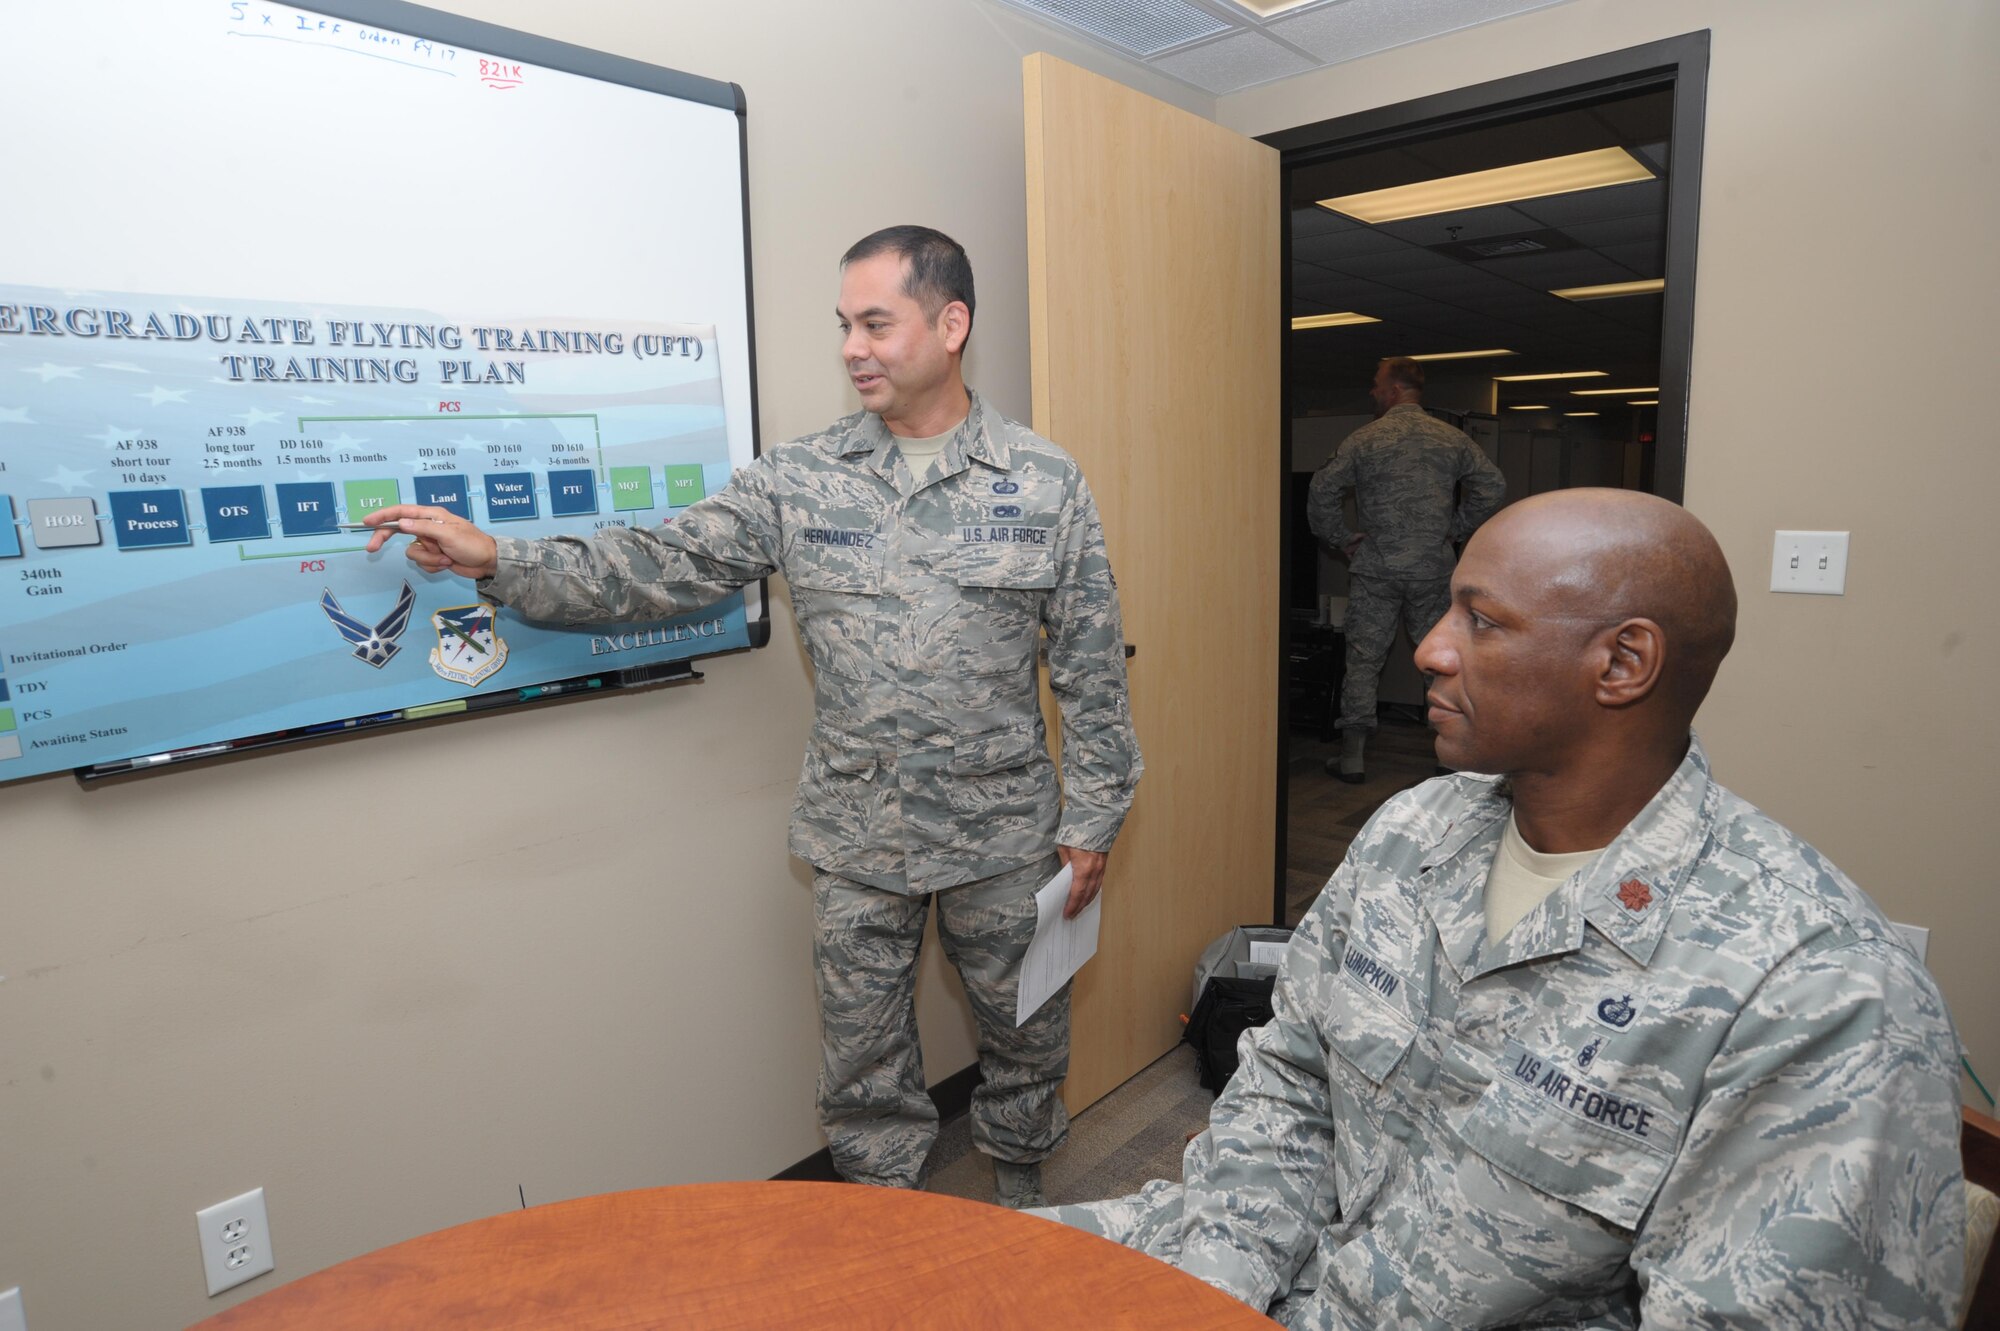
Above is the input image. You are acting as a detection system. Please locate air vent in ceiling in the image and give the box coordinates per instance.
[1468,237,1548,257]
[1431,229,1583,263]
[994,0,1232,56]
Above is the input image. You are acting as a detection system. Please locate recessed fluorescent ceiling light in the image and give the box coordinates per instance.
[1629,399,1659,405]
[1564,412,1600,417]
[1551,278,1666,301]
[1494,370,1607,382]
[1572,386,1659,396]
[1228,0,1324,14]
[1317,148,1654,225]
[1507,404,1550,411]
[1290,312,1381,330]
[1406,349,1515,361]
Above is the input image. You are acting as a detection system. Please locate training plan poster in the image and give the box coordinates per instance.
[0,2,761,780]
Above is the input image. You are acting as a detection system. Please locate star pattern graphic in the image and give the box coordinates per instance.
[95,362,146,374]
[137,386,191,406]
[235,408,285,427]
[0,406,33,425]
[89,424,138,450]
[20,362,82,383]
[41,464,95,493]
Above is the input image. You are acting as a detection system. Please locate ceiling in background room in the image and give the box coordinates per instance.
[989,0,1582,95]
[1288,87,1672,416]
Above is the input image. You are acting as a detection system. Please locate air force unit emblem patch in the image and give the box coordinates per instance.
[428,604,508,686]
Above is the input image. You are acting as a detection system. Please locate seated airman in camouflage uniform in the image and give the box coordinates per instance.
[1308,356,1503,782]
[1044,490,1963,1327]
[365,227,1141,1209]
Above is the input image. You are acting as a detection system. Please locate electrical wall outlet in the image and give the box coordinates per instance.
[1770,530,1849,594]
[0,1286,27,1331]
[195,1187,274,1296]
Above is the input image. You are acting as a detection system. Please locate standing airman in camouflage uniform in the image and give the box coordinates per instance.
[1043,491,1964,1328]
[365,227,1140,1207]
[1309,357,1503,782]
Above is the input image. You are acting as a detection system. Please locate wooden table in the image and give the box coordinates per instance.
[192,1181,1273,1329]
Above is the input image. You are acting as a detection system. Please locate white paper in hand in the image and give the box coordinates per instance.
[1014,863,1101,1027]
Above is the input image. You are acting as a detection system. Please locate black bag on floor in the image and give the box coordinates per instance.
[1183,974,1276,1093]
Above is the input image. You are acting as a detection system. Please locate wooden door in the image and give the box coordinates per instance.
[1025,54,1280,1112]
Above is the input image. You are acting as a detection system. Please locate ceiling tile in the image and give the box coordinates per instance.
[1291,206,1359,238]
[1475,251,1637,288]
[1598,242,1665,277]
[1307,246,1463,280]
[1292,273,1408,308]
[1149,29,1317,93]
[1370,204,1546,246]
[1561,214,1663,249]
[1510,179,1663,229]
[1292,226,1414,266]
[990,0,1233,57]
[1269,0,1576,64]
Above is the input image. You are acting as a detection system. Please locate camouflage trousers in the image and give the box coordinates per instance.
[812,853,1070,1188]
[1339,572,1451,733]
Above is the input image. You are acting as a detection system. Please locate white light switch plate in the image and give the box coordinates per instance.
[1770,531,1849,594]
[0,1286,27,1331]
[1892,921,1930,965]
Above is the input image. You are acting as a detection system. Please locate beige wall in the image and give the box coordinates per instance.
[13,2,1997,1325]
[1227,0,2000,1102]
[0,5,1206,1327]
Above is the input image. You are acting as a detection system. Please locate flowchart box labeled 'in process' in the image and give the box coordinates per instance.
[108,489,193,549]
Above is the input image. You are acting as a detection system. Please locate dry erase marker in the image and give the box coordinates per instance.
[404,700,468,719]
[518,678,602,701]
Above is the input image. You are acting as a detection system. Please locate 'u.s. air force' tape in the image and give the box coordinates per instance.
[956,525,1051,545]
[1501,1038,1665,1142]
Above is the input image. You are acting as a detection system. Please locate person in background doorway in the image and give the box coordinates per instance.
[1041,489,1964,1328]
[1308,356,1503,782]
[364,227,1141,1209]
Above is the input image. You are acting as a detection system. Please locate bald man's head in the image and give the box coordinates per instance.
[1416,489,1736,775]
[1492,489,1735,720]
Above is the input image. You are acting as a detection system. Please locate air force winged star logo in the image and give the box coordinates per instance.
[320,582,416,668]
[428,604,508,687]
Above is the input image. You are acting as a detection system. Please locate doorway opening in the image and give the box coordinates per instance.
[1265,34,1710,925]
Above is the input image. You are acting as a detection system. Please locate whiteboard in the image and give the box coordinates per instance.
[0,0,764,780]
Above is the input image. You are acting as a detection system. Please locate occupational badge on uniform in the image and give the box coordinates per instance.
[320,581,416,668]
[427,603,508,686]
[1592,993,1640,1030]
[989,503,1023,519]
[1616,877,1655,913]
[1576,1037,1603,1070]
[991,479,1020,495]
